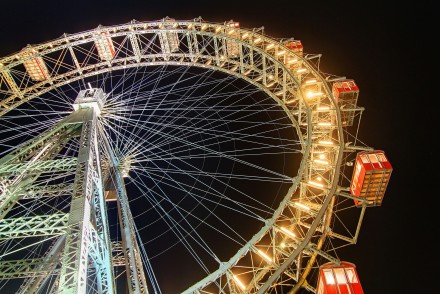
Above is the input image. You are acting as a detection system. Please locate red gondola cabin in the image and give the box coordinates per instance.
[350,150,392,207]
[332,79,359,127]
[20,47,50,81]
[316,262,364,294]
[225,21,240,57]
[284,40,303,56]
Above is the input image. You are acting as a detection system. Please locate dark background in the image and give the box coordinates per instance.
[0,0,435,293]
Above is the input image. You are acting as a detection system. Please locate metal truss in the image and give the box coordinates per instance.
[0,107,116,293]
[18,183,73,199]
[111,242,125,267]
[57,108,115,293]
[0,258,57,280]
[0,213,68,240]
[101,134,149,293]
[0,158,77,176]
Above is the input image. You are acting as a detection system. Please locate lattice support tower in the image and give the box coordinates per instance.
[0,87,148,293]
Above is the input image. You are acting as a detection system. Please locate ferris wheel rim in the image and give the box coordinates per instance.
[0,18,346,293]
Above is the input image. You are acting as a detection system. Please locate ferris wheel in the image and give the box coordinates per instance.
[0,17,393,293]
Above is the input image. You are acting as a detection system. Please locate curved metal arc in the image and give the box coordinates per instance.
[257,146,343,294]
[1,20,306,110]
[0,20,238,65]
[284,65,346,293]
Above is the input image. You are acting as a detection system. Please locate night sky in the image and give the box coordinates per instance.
[0,0,435,293]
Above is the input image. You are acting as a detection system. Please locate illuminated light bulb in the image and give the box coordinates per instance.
[297,68,307,73]
[268,75,274,80]
[266,43,275,50]
[232,275,246,290]
[294,202,310,211]
[314,159,329,165]
[305,79,317,84]
[280,226,296,238]
[318,140,334,145]
[319,154,326,159]
[256,249,273,263]
[280,242,286,248]
[287,58,298,64]
[205,59,212,65]
[277,50,285,56]
[254,75,263,81]
[244,69,252,75]
[317,106,330,110]
[318,122,332,126]
[275,90,284,96]
[172,23,178,28]
[228,29,235,34]
[308,180,324,188]
[230,65,238,71]
[201,24,207,30]
[235,22,239,26]
[317,177,322,181]
[242,33,249,39]
[254,37,262,43]
[306,92,323,99]
[215,26,222,32]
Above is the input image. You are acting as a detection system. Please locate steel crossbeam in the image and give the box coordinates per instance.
[0,213,68,240]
